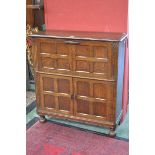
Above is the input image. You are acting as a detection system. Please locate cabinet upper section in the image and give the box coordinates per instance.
[31,30,127,81]
[29,30,127,42]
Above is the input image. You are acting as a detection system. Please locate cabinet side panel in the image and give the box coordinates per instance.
[116,41,125,122]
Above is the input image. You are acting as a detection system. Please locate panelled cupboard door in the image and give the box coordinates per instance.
[35,38,114,80]
[72,41,113,79]
[73,78,115,122]
[39,74,73,115]
[38,39,73,73]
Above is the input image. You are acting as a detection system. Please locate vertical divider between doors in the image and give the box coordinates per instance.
[54,42,58,70]
[70,77,74,115]
[89,80,94,115]
[72,78,77,116]
[72,44,76,116]
[54,77,59,110]
[89,46,94,115]
[89,46,94,74]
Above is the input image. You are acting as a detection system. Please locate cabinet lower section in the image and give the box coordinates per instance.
[35,72,121,131]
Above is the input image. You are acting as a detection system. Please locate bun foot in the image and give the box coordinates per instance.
[39,115,46,123]
[109,130,116,137]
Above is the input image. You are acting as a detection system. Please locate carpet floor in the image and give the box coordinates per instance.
[27,121,129,155]
[26,107,129,139]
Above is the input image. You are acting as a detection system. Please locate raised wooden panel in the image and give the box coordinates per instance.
[57,59,70,70]
[93,102,107,117]
[73,78,114,121]
[76,60,90,72]
[40,42,56,54]
[41,57,55,69]
[94,46,108,59]
[56,44,71,55]
[43,77,54,91]
[44,95,55,109]
[58,79,70,94]
[93,83,107,99]
[40,74,73,114]
[58,96,70,111]
[76,99,90,114]
[76,81,90,96]
[75,45,91,57]
[93,62,107,74]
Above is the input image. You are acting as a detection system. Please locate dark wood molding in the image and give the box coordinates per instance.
[30,30,128,42]
[26,4,44,10]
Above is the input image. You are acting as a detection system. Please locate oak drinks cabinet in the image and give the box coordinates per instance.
[30,30,127,136]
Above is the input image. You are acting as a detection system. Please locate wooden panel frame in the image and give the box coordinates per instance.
[72,40,114,79]
[73,78,116,122]
[37,39,73,73]
[38,73,74,115]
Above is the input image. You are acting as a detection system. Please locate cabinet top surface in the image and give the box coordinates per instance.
[30,30,127,42]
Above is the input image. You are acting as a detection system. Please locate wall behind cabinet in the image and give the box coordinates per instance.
[44,0,128,120]
[44,0,128,32]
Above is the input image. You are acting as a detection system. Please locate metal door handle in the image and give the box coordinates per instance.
[64,40,80,44]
